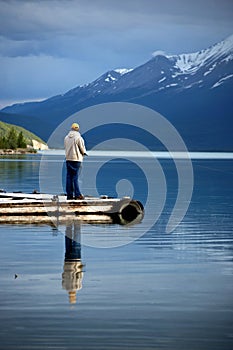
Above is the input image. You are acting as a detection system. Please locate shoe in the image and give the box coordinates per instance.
[75,194,85,200]
[67,196,73,200]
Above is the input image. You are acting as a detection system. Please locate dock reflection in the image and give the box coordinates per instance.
[62,221,84,304]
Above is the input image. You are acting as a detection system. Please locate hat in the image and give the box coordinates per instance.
[71,123,79,130]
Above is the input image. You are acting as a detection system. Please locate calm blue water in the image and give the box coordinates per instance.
[0,154,233,350]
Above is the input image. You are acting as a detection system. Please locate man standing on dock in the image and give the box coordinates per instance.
[64,123,87,200]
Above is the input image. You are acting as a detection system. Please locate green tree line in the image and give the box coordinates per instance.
[0,127,27,149]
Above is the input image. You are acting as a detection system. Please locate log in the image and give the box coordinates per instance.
[0,192,144,225]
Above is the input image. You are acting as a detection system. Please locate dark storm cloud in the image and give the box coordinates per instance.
[1,0,233,57]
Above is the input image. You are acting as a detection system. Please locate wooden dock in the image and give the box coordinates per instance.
[0,191,144,225]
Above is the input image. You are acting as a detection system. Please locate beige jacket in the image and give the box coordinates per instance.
[64,130,86,162]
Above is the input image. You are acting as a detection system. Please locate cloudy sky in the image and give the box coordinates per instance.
[0,0,233,108]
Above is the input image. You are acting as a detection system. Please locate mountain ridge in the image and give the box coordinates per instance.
[1,34,233,150]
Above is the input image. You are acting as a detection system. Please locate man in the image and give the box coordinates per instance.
[64,123,87,200]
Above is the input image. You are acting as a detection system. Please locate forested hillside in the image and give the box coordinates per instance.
[0,121,46,150]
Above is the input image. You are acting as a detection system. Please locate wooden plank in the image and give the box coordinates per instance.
[0,198,128,214]
[0,192,53,200]
[0,214,114,225]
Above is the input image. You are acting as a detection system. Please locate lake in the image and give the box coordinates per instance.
[0,153,233,350]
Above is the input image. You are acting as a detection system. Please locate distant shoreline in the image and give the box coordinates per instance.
[0,148,37,155]
[38,149,233,159]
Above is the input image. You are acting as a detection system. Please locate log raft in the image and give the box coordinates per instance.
[0,191,144,225]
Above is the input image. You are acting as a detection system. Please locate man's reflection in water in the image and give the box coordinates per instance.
[62,221,84,304]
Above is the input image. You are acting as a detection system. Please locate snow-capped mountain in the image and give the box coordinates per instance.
[84,33,233,94]
[1,34,233,150]
[170,33,233,73]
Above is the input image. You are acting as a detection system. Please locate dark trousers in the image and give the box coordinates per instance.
[66,161,82,199]
[65,222,81,261]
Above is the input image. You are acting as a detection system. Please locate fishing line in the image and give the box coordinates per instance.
[194,163,233,176]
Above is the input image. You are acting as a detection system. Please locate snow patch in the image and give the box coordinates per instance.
[114,68,133,75]
[212,74,233,88]
[223,53,233,62]
[184,80,203,89]
[203,62,217,76]
[105,74,117,82]
[172,52,207,75]
[158,77,166,83]
[165,83,178,88]
[169,34,233,77]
